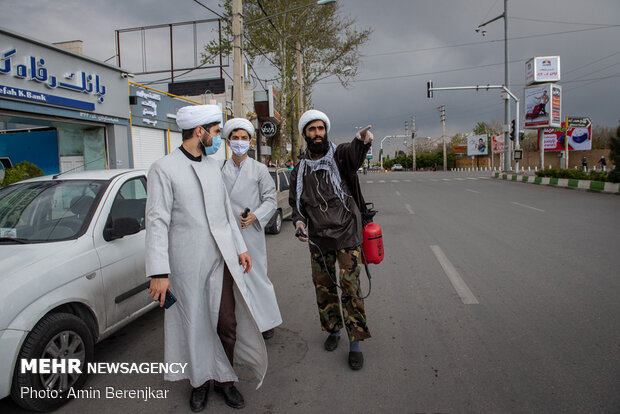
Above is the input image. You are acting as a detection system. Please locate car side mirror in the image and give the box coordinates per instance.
[103,217,141,241]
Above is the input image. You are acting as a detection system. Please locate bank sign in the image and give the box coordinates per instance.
[0,29,128,119]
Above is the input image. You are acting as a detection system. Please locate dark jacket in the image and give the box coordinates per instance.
[289,137,371,252]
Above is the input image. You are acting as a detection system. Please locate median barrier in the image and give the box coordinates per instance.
[494,172,619,194]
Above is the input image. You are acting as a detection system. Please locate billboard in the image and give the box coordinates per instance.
[492,134,505,154]
[539,118,592,151]
[467,134,488,156]
[525,56,561,85]
[524,83,561,128]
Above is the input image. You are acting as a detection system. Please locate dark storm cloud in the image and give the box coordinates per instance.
[1,0,618,159]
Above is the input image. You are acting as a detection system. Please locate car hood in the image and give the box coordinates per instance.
[0,241,79,282]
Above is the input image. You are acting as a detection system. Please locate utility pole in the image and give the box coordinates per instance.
[232,0,244,117]
[294,40,303,163]
[439,105,446,170]
[411,115,416,171]
[404,120,409,169]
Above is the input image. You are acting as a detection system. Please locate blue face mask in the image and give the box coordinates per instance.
[205,134,221,156]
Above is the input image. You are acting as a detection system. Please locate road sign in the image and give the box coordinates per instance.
[366,146,373,160]
[567,117,591,128]
[260,121,277,138]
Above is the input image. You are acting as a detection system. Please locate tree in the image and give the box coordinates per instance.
[204,0,371,163]
[1,161,44,187]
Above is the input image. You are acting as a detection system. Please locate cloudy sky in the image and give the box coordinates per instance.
[1,0,619,156]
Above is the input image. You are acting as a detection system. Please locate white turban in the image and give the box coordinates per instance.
[298,109,330,136]
[176,104,222,130]
[223,118,255,140]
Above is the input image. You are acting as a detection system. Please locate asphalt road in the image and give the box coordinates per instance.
[2,170,619,413]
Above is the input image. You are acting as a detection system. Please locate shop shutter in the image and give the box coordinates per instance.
[169,131,182,153]
[132,126,165,169]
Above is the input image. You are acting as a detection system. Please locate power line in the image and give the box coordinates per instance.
[510,16,617,27]
[318,58,529,84]
[362,24,620,59]
[192,0,226,20]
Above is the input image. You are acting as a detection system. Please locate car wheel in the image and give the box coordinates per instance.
[267,210,282,234]
[11,312,94,412]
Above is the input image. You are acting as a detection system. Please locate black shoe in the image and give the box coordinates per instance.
[190,386,209,412]
[262,328,275,340]
[214,385,245,409]
[324,334,340,351]
[348,351,364,370]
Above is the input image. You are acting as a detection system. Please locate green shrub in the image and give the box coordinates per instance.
[535,168,613,182]
[0,161,44,187]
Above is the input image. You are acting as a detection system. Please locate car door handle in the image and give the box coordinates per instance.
[85,272,97,280]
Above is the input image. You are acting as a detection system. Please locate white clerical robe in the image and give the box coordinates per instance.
[145,148,267,388]
[222,157,282,332]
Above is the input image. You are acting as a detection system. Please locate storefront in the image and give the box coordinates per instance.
[129,83,205,169]
[0,28,131,175]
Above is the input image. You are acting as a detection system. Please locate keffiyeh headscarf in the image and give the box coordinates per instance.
[296,142,349,219]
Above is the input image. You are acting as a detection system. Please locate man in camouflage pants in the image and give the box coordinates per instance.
[290,109,373,370]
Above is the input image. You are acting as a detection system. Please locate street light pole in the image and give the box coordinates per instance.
[477,0,510,171]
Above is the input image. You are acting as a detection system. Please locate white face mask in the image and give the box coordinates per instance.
[230,140,250,156]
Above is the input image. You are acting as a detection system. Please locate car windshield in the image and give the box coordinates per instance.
[0,179,107,243]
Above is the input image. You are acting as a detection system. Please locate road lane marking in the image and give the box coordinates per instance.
[395,190,401,196]
[405,204,415,215]
[391,180,399,182]
[430,179,439,182]
[430,245,479,305]
[455,178,466,181]
[511,201,545,212]
[467,177,478,180]
[479,177,490,179]
[466,189,480,194]
[379,180,386,183]
[442,178,451,181]
[367,180,374,183]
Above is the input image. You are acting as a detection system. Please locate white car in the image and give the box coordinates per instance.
[391,164,403,171]
[0,169,156,411]
[267,167,293,234]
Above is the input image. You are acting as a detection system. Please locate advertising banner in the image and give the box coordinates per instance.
[467,134,488,156]
[524,83,561,128]
[525,56,561,85]
[492,134,505,154]
[538,118,592,151]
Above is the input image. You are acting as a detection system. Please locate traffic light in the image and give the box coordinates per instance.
[426,81,433,98]
[510,119,515,141]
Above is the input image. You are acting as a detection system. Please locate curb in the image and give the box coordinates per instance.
[493,172,620,194]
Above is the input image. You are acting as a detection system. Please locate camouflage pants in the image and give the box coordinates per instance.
[310,245,371,342]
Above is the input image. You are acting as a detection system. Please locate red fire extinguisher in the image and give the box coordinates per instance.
[362,222,384,264]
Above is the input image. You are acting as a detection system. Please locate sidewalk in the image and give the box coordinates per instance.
[493,172,620,194]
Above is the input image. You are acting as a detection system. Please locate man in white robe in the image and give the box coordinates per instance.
[221,118,282,339]
[146,105,267,412]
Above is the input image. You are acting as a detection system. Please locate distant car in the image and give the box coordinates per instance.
[0,169,156,411]
[267,167,293,234]
[392,164,403,171]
